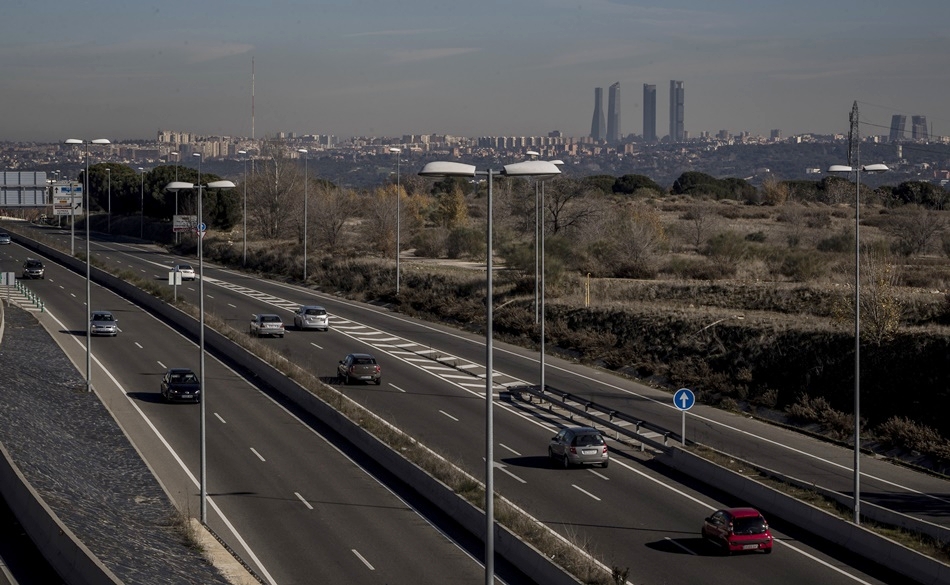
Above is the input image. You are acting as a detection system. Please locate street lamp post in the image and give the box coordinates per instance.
[419,159,561,585]
[239,150,248,266]
[64,138,110,394]
[138,167,145,239]
[390,147,402,293]
[526,150,540,322]
[106,168,111,234]
[538,160,563,392]
[171,151,179,243]
[298,149,309,282]
[165,178,236,524]
[827,161,889,524]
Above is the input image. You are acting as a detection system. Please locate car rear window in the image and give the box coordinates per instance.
[573,433,604,447]
[355,357,376,365]
[262,315,280,322]
[305,308,326,315]
[732,516,767,535]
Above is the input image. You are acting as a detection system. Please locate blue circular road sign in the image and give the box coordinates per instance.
[673,388,695,411]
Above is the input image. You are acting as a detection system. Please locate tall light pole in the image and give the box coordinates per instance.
[171,151,180,243]
[390,147,402,293]
[106,168,111,234]
[298,148,309,282]
[827,161,888,524]
[419,159,561,584]
[526,150,540,322]
[138,167,145,239]
[538,160,563,393]
[64,138,110,394]
[193,153,202,245]
[166,179,236,524]
[239,150,248,266]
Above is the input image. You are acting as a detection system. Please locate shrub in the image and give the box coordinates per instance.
[778,251,828,281]
[446,226,485,259]
[745,231,767,243]
[411,228,448,258]
[817,229,853,253]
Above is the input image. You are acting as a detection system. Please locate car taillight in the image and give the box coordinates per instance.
[569,447,577,454]
[374,365,381,374]
[602,445,608,454]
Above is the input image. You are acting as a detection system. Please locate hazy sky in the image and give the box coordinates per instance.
[2,0,947,143]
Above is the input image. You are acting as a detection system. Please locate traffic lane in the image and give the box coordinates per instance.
[492,430,902,585]
[114,327,492,585]
[204,391,491,585]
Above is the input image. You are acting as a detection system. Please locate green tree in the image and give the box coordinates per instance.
[613,174,663,196]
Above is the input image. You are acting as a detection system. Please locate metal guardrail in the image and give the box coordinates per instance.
[506,384,678,453]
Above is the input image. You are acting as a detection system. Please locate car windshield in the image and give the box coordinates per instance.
[93,314,113,321]
[27,261,41,267]
[181,373,199,384]
[732,516,767,535]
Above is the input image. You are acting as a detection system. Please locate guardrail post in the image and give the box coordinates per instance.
[663,432,670,446]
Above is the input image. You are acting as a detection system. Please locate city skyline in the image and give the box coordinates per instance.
[1,0,947,143]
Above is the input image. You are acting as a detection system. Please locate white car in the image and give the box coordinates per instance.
[293,305,329,331]
[174,264,196,281]
[250,314,286,338]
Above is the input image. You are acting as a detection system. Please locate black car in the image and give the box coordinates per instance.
[160,368,201,403]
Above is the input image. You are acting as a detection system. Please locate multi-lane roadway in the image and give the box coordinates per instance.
[5,222,939,584]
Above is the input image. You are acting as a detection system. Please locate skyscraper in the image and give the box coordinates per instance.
[912,115,929,141]
[642,84,657,142]
[590,87,606,142]
[606,82,621,144]
[889,115,906,142]
[669,80,685,142]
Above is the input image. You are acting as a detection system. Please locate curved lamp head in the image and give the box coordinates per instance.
[65,138,111,145]
[389,147,401,154]
[418,162,477,178]
[526,150,540,159]
[828,163,889,174]
[828,165,853,173]
[298,148,308,155]
[502,160,562,180]
[165,180,236,192]
[862,163,889,173]
[238,150,247,155]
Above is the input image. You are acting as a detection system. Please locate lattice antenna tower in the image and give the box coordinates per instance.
[848,100,859,167]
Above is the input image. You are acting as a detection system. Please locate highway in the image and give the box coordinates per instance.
[7,223,936,584]
[0,233,520,585]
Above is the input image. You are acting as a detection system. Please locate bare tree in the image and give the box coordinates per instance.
[246,141,303,240]
[681,202,717,248]
[883,205,946,257]
[310,183,354,252]
[543,179,601,235]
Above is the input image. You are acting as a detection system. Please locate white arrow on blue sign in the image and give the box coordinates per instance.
[673,388,695,411]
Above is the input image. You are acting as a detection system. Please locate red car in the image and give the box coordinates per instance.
[701,508,773,555]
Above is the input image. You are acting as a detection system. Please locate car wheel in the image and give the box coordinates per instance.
[601,460,609,468]
[763,546,772,554]
[562,454,570,469]
[375,378,382,386]
[548,448,557,467]
[343,374,350,385]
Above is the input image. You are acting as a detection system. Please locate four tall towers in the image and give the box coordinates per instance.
[590,80,684,143]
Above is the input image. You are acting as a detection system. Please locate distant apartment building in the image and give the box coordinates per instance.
[889,115,907,142]
[590,87,606,142]
[606,82,621,144]
[770,129,782,141]
[642,84,657,142]
[912,115,929,141]
[669,80,685,142]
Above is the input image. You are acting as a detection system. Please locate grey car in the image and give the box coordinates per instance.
[548,426,609,468]
[89,311,119,336]
[293,305,329,331]
[22,259,44,279]
[0,232,11,245]
[338,353,381,385]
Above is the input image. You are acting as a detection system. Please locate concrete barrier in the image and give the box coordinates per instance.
[0,441,122,585]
